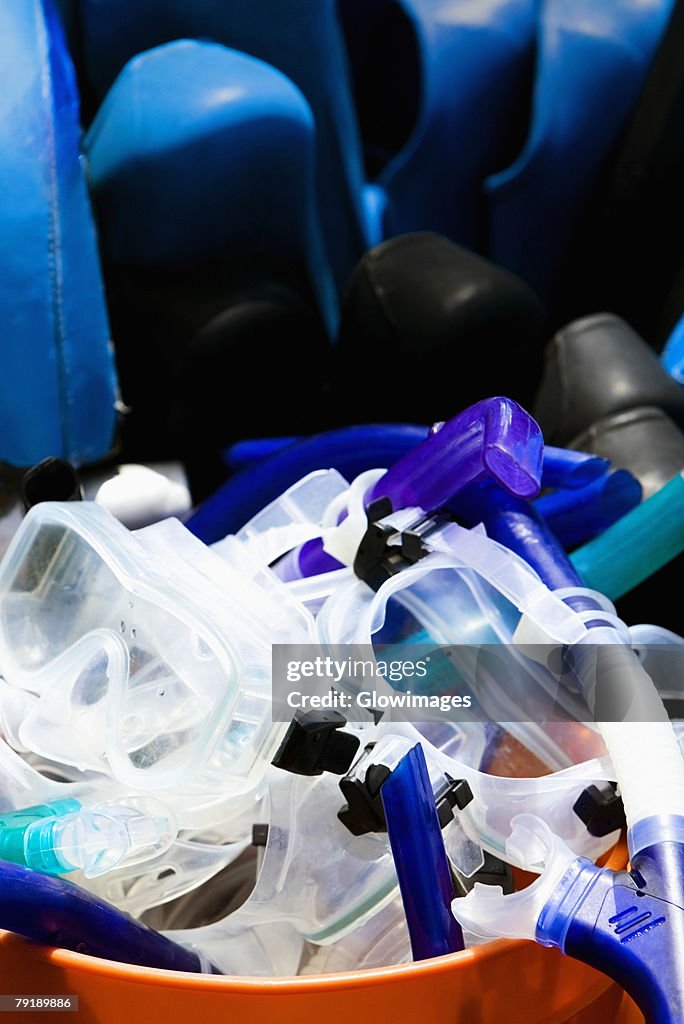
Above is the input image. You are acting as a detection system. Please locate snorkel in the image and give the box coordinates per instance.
[248,396,684,1020]
[428,414,684,1023]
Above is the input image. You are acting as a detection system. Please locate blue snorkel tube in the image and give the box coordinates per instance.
[0,859,218,973]
[380,744,465,961]
[553,754,684,1023]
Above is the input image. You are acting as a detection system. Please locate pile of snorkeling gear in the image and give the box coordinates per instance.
[0,382,683,1021]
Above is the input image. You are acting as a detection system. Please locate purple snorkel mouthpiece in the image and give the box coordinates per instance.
[369,397,543,511]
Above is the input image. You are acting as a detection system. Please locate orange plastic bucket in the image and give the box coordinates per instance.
[0,842,642,1024]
